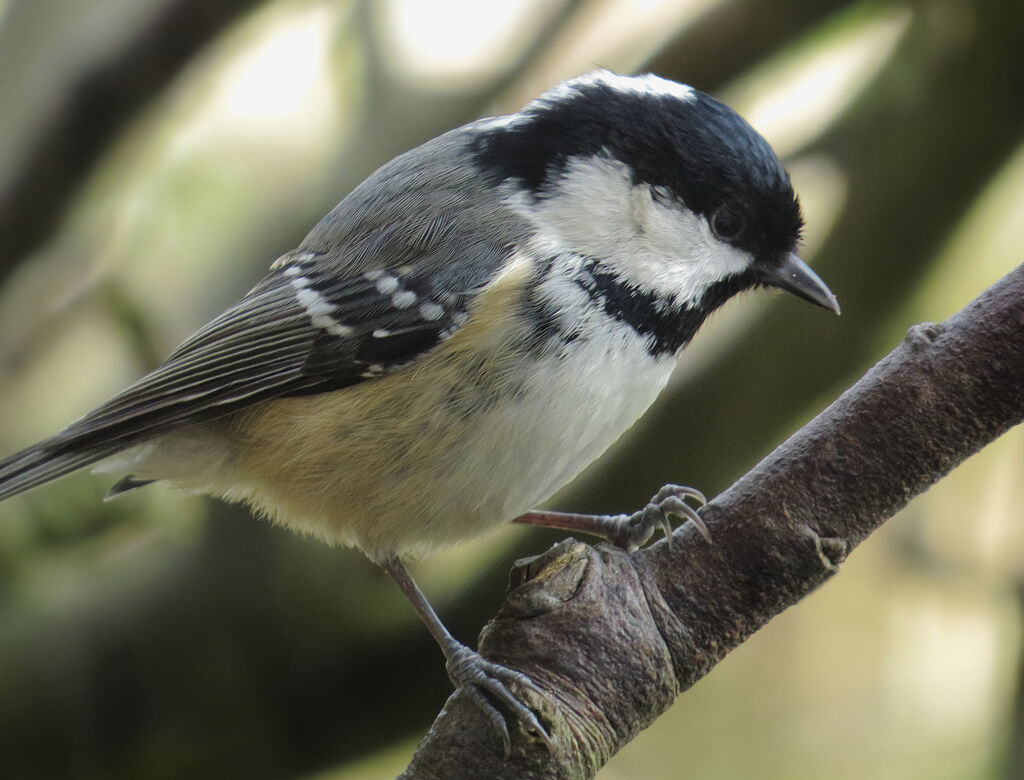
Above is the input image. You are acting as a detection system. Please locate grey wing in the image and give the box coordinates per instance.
[0,238,511,500]
[69,241,508,442]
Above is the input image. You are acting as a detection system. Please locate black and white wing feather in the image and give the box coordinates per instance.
[0,240,508,500]
[0,122,524,500]
[68,250,482,437]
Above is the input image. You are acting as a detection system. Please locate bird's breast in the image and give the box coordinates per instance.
[224,263,681,557]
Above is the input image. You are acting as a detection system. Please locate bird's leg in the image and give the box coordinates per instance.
[513,484,710,551]
[379,556,553,755]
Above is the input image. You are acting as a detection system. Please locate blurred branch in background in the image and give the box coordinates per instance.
[645,0,854,91]
[0,0,1021,779]
[0,0,267,284]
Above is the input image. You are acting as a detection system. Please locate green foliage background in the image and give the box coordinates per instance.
[0,0,1022,777]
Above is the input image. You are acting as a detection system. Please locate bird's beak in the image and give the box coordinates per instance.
[761,252,840,315]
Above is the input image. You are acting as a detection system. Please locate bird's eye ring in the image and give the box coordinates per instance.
[711,206,744,242]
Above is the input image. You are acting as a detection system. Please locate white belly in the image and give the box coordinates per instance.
[454,328,674,525]
[351,319,678,556]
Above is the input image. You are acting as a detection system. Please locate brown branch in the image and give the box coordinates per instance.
[400,264,1024,778]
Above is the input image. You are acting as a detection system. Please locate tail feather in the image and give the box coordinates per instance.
[104,475,155,501]
[0,439,126,502]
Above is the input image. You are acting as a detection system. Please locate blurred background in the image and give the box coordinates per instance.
[0,0,1021,777]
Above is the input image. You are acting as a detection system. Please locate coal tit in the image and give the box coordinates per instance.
[0,70,838,751]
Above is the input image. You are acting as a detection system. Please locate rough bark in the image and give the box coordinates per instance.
[400,264,1024,778]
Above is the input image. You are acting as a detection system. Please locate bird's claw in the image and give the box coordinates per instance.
[614,483,710,550]
[446,643,553,755]
[513,484,709,549]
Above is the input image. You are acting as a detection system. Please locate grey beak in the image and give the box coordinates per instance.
[762,252,840,315]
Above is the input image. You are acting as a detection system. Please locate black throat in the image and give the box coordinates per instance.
[574,259,756,357]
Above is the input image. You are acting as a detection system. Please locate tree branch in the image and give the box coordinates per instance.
[400,263,1024,778]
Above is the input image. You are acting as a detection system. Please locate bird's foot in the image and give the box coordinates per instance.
[445,642,553,755]
[513,483,709,551]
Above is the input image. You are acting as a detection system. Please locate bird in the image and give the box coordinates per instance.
[0,70,838,752]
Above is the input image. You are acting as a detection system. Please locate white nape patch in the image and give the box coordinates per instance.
[287,268,354,337]
[481,72,696,132]
[538,70,696,108]
[419,302,444,321]
[391,290,417,309]
[374,275,399,294]
[505,154,751,307]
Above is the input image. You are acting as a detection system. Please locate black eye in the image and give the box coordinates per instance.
[711,206,744,241]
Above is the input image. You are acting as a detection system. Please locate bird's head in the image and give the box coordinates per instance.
[470,70,838,319]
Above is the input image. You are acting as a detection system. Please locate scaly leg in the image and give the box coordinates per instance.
[380,557,553,755]
[514,484,710,551]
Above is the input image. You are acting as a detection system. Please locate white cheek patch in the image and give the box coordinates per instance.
[510,155,634,256]
[622,186,751,301]
[506,154,752,307]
